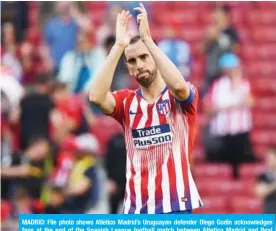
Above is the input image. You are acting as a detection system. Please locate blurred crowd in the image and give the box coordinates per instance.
[1,1,276,226]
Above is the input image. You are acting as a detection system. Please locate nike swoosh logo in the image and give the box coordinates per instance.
[129,110,138,115]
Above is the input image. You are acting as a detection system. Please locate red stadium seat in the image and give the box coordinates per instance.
[229,196,262,213]
[236,27,251,43]
[192,61,204,78]
[239,163,264,180]
[196,179,232,197]
[251,130,275,146]
[252,27,276,43]
[179,27,204,42]
[229,9,245,27]
[246,10,276,26]
[199,10,213,25]
[256,1,276,8]
[193,163,232,180]
[258,44,276,59]
[253,97,276,112]
[228,180,258,197]
[242,43,276,60]
[87,1,107,11]
[170,1,211,10]
[194,196,229,214]
[253,112,276,128]
[169,10,199,26]
[151,28,164,42]
[246,61,276,77]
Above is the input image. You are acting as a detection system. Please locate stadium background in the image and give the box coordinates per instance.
[1,1,276,228]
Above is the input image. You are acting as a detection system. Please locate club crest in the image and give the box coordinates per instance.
[157,99,170,116]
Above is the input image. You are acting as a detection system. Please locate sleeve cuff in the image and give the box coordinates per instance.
[176,86,195,105]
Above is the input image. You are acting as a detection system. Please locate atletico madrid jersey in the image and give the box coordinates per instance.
[110,83,203,214]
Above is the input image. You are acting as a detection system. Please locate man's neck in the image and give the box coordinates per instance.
[140,73,166,104]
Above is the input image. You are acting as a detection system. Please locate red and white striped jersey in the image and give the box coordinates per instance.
[110,84,203,214]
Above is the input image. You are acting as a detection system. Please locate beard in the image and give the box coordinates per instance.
[135,68,158,88]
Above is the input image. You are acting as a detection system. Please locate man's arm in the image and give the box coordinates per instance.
[70,3,94,33]
[135,4,190,101]
[65,177,92,196]
[1,165,30,178]
[89,10,132,115]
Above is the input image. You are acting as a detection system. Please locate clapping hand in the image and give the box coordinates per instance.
[115,10,132,47]
[134,3,151,42]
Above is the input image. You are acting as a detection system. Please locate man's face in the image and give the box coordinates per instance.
[56,2,70,16]
[124,40,158,88]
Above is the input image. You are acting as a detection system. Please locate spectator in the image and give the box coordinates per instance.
[1,2,28,42]
[44,185,65,214]
[44,2,92,71]
[51,82,90,141]
[9,74,54,150]
[58,30,106,94]
[203,53,255,179]
[1,137,52,200]
[54,134,100,213]
[1,22,22,81]
[1,66,24,178]
[0,65,24,109]
[158,26,192,79]
[201,4,239,95]
[20,41,48,85]
[256,147,276,214]
[104,132,126,214]
[96,5,138,46]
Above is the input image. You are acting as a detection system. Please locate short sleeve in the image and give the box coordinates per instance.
[110,89,130,124]
[176,83,199,115]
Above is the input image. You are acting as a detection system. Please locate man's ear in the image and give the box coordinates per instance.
[125,62,133,76]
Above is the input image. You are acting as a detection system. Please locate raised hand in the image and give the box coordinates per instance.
[115,10,132,47]
[134,3,151,41]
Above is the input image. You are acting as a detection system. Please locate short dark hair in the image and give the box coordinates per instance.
[104,35,116,48]
[129,35,142,45]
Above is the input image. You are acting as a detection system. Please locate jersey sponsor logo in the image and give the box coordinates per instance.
[157,99,170,116]
[132,124,172,148]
